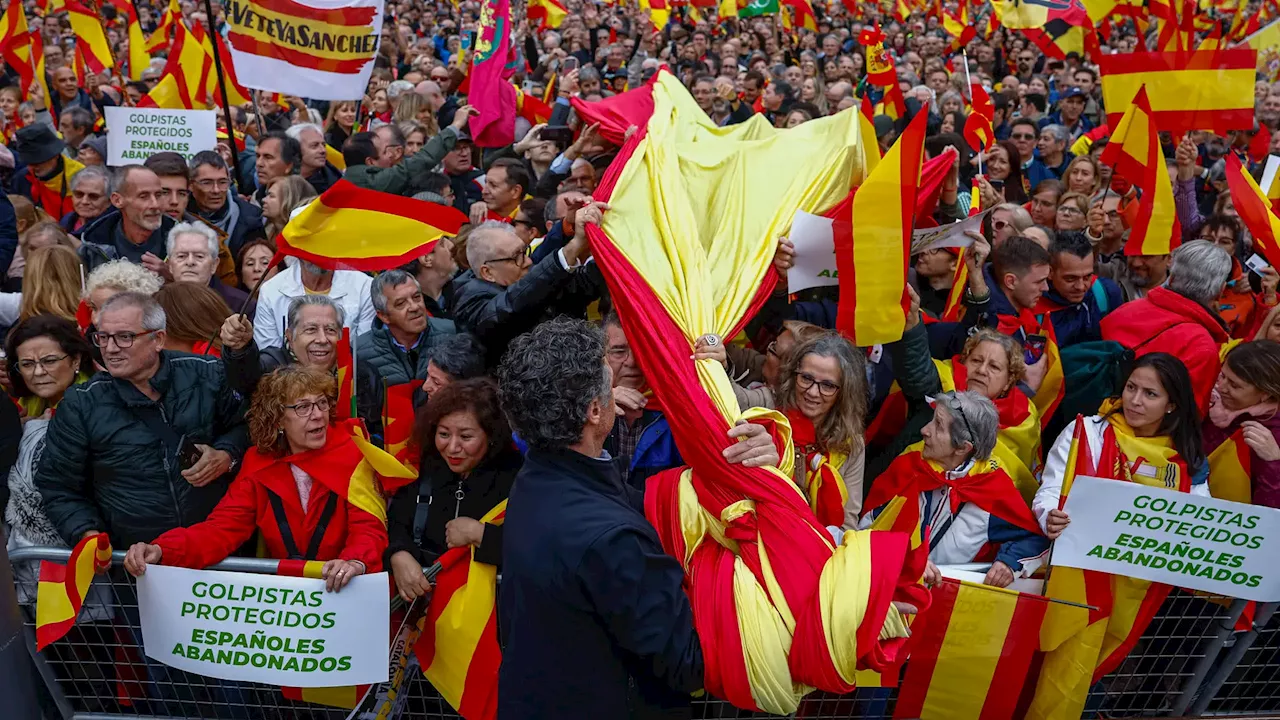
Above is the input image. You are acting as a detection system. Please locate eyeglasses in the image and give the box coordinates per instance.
[283,397,331,418]
[1057,205,1084,217]
[17,354,69,373]
[766,340,780,358]
[513,218,537,230]
[1011,133,1036,141]
[484,249,527,267]
[796,371,840,397]
[943,395,976,442]
[992,219,1010,231]
[90,330,158,349]
[194,178,231,190]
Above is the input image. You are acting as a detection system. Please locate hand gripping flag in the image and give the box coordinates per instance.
[1225,154,1280,269]
[415,500,507,720]
[36,533,113,649]
[587,71,927,715]
[1097,49,1257,135]
[277,179,468,270]
[1098,88,1181,257]
[469,0,518,147]
[839,111,926,346]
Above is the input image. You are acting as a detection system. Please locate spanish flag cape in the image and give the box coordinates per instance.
[784,409,851,527]
[588,71,926,714]
[1026,402,1191,720]
[864,441,1043,548]
[865,357,1042,502]
[27,155,83,218]
[996,305,1065,430]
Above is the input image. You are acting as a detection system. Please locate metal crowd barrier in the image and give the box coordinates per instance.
[9,545,1280,720]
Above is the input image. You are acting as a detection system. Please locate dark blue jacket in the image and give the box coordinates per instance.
[1044,279,1123,348]
[603,410,681,491]
[498,447,703,719]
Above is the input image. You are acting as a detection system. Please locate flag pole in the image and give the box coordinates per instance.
[197,3,246,196]
[961,50,983,177]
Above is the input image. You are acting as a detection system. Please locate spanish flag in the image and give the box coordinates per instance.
[941,247,969,321]
[107,0,150,80]
[278,179,468,271]
[861,25,898,88]
[383,381,422,467]
[527,0,567,30]
[514,86,552,125]
[840,111,926,346]
[36,533,112,650]
[893,579,1050,720]
[783,0,818,29]
[192,22,252,107]
[0,1,31,84]
[335,327,356,420]
[414,500,506,720]
[139,21,211,109]
[66,1,113,72]
[942,7,976,51]
[1098,49,1257,135]
[1098,87,1181,257]
[963,82,995,152]
[146,0,181,53]
[1207,428,1252,503]
[1225,154,1280,268]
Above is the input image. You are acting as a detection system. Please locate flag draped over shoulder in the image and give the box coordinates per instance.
[277,179,468,270]
[468,0,518,147]
[1098,87,1181,256]
[1225,154,1280,268]
[893,579,1050,720]
[1097,49,1256,135]
[415,500,507,720]
[36,533,112,650]
[586,71,926,715]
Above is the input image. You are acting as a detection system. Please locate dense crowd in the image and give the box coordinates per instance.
[4,0,1280,717]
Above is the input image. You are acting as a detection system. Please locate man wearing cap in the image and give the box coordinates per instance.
[342,106,474,197]
[1038,87,1094,141]
[11,124,83,220]
[442,128,484,215]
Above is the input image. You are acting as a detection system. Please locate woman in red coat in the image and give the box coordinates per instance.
[124,366,390,592]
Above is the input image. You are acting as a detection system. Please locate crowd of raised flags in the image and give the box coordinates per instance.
[6,0,1280,718]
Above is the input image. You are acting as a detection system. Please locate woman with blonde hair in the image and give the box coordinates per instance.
[7,221,77,291]
[398,120,429,155]
[324,99,358,150]
[19,245,81,323]
[154,282,233,355]
[261,175,319,237]
[392,92,440,136]
[1064,155,1101,196]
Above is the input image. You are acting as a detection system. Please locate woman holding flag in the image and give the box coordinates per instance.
[123,366,413,591]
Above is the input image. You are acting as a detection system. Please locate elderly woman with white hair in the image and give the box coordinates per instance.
[861,390,1049,588]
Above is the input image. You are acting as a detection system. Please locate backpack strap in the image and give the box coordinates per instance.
[411,478,434,547]
[265,487,340,561]
[1133,322,1196,352]
[1090,281,1109,314]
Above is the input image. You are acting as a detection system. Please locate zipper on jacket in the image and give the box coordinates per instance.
[158,403,184,526]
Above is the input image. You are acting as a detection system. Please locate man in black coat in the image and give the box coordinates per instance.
[494,317,781,719]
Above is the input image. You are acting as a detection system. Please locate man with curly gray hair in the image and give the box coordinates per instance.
[495,316,780,718]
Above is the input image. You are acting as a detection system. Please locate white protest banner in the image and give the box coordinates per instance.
[137,564,389,687]
[224,0,385,100]
[910,209,988,255]
[1054,475,1280,602]
[105,107,216,165]
[787,210,845,294]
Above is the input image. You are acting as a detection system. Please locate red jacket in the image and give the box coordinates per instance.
[1101,286,1229,416]
[153,427,388,572]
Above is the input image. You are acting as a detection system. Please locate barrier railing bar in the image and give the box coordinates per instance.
[1168,598,1249,716]
[1187,601,1280,716]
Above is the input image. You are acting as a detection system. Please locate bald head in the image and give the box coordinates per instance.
[417,81,445,112]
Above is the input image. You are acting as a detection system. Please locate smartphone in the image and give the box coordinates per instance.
[542,126,574,147]
[563,56,579,72]
[178,436,203,472]
[989,178,1005,191]
[1024,334,1047,365]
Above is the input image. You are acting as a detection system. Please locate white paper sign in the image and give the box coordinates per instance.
[910,209,988,255]
[1054,475,1280,602]
[787,210,841,293]
[105,107,217,165]
[137,565,389,687]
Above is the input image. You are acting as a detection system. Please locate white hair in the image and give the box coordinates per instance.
[285,123,324,142]
[386,80,415,100]
[465,221,521,270]
[84,259,163,299]
[166,221,219,259]
[1169,240,1233,305]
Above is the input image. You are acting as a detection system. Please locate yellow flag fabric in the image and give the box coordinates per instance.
[66,2,113,72]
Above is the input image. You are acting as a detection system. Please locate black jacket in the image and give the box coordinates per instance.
[453,255,604,367]
[36,352,250,548]
[78,209,176,273]
[188,196,266,259]
[447,169,483,214]
[305,163,344,195]
[498,447,702,720]
[356,318,457,388]
[221,340,384,443]
[385,448,521,570]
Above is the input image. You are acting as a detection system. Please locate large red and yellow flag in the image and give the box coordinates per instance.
[191,21,252,107]
[1097,49,1256,135]
[278,179,468,270]
[839,111,926,346]
[146,0,181,53]
[65,1,113,73]
[414,500,506,720]
[587,71,926,715]
[107,0,151,80]
[1225,154,1280,269]
[276,556,371,709]
[893,578,1050,720]
[0,1,36,100]
[139,21,212,109]
[383,381,422,466]
[783,0,818,29]
[1098,87,1181,256]
[468,0,518,147]
[963,81,995,151]
[514,86,552,125]
[36,533,113,650]
[527,0,567,30]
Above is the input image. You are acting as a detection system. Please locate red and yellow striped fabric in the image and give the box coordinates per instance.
[277,559,370,709]
[278,180,468,271]
[383,381,423,467]
[415,500,507,720]
[146,0,181,53]
[839,111,926,346]
[36,533,112,650]
[963,83,995,152]
[588,71,925,715]
[1226,155,1280,268]
[139,21,210,109]
[514,86,553,125]
[106,0,150,80]
[784,0,818,29]
[894,578,1049,720]
[527,0,567,30]
[66,1,113,73]
[1097,49,1257,134]
[1207,429,1252,503]
[335,327,355,420]
[1098,87,1181,257]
